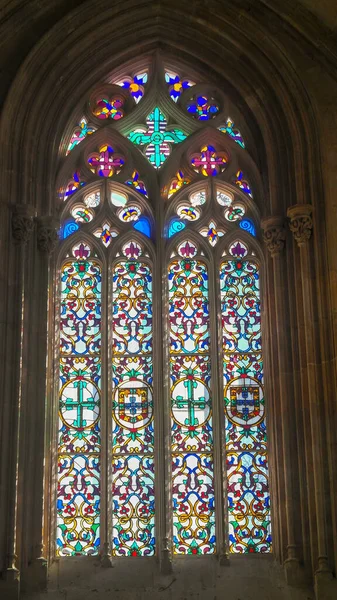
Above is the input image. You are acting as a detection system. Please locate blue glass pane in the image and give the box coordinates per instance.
[239,218,256,237]
[60,219,80,239]
[133,217,151,238]
[168,219,186,238]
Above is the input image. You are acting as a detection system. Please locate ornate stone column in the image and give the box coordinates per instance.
[18,216,59,593]
[261,216,303,586]
[0,205,35,600]
[287,205,336,600]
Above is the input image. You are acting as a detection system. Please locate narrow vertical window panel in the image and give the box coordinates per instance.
[111,254,155,556]
[57,246,102,556]
[220,256,272,553]
[169,254,215,555]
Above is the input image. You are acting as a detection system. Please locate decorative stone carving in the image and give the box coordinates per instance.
[36,216,60,253]
[287,204,313,247]
[261,216,286,257]
[11,204,36,244]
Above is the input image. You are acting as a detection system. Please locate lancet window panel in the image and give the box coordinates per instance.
[220,240,271,554]
[168,240,216,555]
[57,242,102,556]
[111,245,155,556]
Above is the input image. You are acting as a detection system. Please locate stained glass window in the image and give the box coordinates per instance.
[169,241,215,554]
[56,56,271,561]
[220,241,271,553]
[57,243,102,555]
[111,242,155,556]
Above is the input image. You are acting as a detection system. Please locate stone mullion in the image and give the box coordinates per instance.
[287,205,336,598]
[262,216,302,584]
[210,258,226,562]
[0,205,35,600]
[157,186,170,572]
[19,217,59,591]
[260,251,283,563]
[100,250,110,566]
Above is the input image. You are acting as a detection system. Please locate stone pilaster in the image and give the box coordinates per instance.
[262,215,304,586]
[288,205,336,598]
[2,205,35,599]
[18,215,57,592]
[287,204,313,247]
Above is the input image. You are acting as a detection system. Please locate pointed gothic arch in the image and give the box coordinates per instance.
[0,4,335,598]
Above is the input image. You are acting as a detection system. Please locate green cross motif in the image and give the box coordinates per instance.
[175,376,206,427]
[128,106,186,168]
[63,379,97,429]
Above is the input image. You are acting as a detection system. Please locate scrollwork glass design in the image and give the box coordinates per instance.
[57,243,102,556]
[111,242,155,556]
[169,241,215,554]
[220,245,271,553]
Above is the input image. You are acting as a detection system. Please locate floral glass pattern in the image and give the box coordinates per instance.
[61,171,86,201]
[219,118,245,148]
[112,242,155,555]
[66,117,96,155]
[187,95,219,120]
[220,242,271,553]
[118,206,141,222]
[191,145,228,176]
[88,145,125,177]
[71,205,94,223]
[165,71,195,102]
[114,72,148,103]
[92,97,124,120]
[125,170,148,196]
[168,171,191,198]
[57,243,101,556]
[93,223,118,247]
[84,191,101,208]
[177,205,200,221]
[200,221,225,246]
[169,240,215,554]
[128,107,186,168]
[234,171,253,197]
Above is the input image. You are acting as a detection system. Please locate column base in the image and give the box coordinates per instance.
[284,557,306,587]
[160,549,173,575]
[1,567,20,600]
[315,561,336,600]
[218,552,230,566]
[101,554,113,568]
[21,557,48,593]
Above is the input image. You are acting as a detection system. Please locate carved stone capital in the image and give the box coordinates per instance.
[11,204,36,245]
[36,216,60,254]
[287,204,313,247]
[261,216,286,257]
